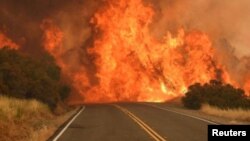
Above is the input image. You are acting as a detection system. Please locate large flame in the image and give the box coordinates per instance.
[85,0,224,102]
[41,0,249,103]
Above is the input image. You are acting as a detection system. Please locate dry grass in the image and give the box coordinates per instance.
[0,96,75,141]
[201,104,250,122]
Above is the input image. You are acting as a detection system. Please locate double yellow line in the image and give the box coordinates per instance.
[114,105,167,141]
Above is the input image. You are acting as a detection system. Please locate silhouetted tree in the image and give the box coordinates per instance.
[0,47,71,109]
[182,79,250,110]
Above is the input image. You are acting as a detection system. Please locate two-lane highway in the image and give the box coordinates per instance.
[53,103,213,141]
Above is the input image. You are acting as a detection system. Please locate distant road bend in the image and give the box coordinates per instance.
[52,103,216,141]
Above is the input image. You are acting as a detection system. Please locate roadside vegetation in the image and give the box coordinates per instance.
[0,47,74,140]
[0,96,75,141]
[182,80,250,121]
[182,80,250,110]
[0,47,70,110]
[201,104,250,122]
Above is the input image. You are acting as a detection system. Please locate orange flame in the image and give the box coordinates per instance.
[0,33,19,49]
[40,20,64,57]
[41,19,90,104]
[86,0,223,102]
[41,0,249,103]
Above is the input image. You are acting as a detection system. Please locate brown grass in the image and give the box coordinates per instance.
[0,96,75,141]
[201,104,250,122]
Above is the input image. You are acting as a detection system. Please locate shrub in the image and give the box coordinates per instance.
[0,47,71,109]
[182,80,250,110]
[182,92,202,110]
[59,85,71,100]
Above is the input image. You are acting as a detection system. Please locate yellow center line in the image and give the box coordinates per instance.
[113,104,167,141]
[115,105,161,141]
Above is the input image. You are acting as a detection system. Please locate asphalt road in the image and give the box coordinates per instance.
[54,103,213,141]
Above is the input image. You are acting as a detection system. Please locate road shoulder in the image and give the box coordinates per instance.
[147,103,250,124]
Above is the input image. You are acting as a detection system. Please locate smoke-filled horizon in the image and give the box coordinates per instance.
[1,0,250,56]
[1,0,250,103]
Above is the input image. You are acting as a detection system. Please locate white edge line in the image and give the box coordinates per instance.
[145,104,218,125]
[53,106,85,141]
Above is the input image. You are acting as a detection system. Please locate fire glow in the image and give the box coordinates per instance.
[43,0,231,103]
[0,33,19,50]
[1,0,250,103]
